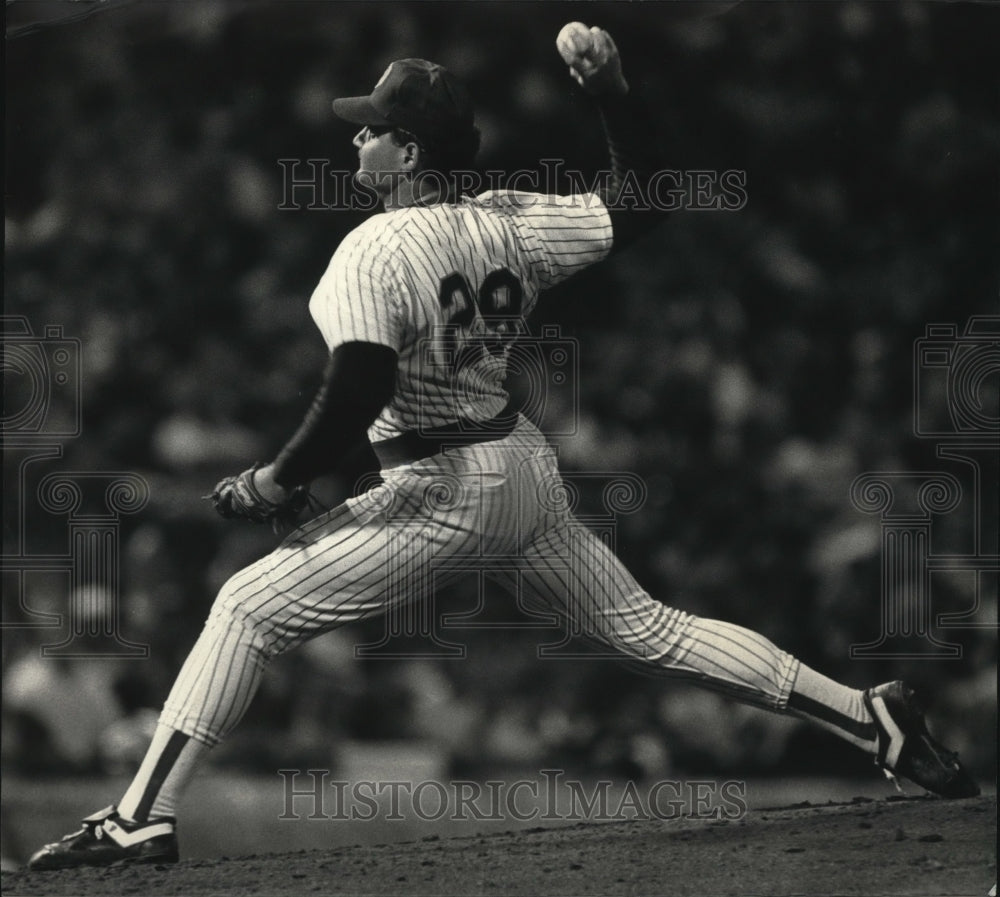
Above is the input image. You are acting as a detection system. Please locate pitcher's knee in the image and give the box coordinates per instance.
[209,570,250,616]
[204,571,282,651]
[594,593,689,661]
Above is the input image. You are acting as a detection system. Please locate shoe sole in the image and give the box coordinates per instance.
[30,850,179,872]
[866,683,980,799]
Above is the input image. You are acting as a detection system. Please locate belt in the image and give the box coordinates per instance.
[372,404,518,468]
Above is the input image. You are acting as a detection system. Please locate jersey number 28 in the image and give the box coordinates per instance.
[437,269,524,371]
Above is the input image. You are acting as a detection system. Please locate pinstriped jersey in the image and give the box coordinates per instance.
[309,190,613,441]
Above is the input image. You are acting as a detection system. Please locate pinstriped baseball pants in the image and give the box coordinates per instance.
[160,416,799,747]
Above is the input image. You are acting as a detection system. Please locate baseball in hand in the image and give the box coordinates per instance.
[556,21,593,64]
[556,22,628,96]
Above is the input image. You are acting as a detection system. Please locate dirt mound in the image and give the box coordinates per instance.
[3,794,994,896]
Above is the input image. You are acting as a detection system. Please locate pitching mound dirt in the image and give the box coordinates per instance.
[3,794,994,896]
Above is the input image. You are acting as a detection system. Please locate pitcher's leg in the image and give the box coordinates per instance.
[156,569,276,748]
[119,493,449,824]
[516,523,877,751]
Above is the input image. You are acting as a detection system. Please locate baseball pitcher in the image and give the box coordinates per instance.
[28,23,978,871]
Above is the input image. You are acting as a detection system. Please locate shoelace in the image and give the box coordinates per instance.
[878,737,964,792]
[880,767,904,793]
[53,820,104,846]
[915,733,963,769]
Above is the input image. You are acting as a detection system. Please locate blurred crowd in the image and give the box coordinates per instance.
[3,1,997,783]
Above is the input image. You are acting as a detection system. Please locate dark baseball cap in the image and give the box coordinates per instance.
[332,59,474,149]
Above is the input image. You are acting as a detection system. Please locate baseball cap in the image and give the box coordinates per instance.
[332,59,474,150]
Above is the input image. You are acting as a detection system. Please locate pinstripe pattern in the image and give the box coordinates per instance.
[308,192,614,441]
[157,189,805,752]
[160,417,799,747]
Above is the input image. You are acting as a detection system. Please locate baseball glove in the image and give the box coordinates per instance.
[205,463,313,531]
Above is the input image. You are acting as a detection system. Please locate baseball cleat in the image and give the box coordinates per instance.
[863,681,980,799]
[27,805,178,871]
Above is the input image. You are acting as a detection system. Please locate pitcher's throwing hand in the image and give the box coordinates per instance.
[556,21,629,97]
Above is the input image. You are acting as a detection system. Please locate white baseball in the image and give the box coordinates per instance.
[556,21,593,66]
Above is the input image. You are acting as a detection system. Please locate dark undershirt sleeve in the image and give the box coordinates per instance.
[270,341,398,489]
[596,89,668,251]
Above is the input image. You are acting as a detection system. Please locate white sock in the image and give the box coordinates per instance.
[787,664,876,752]
[118,723,210,822]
